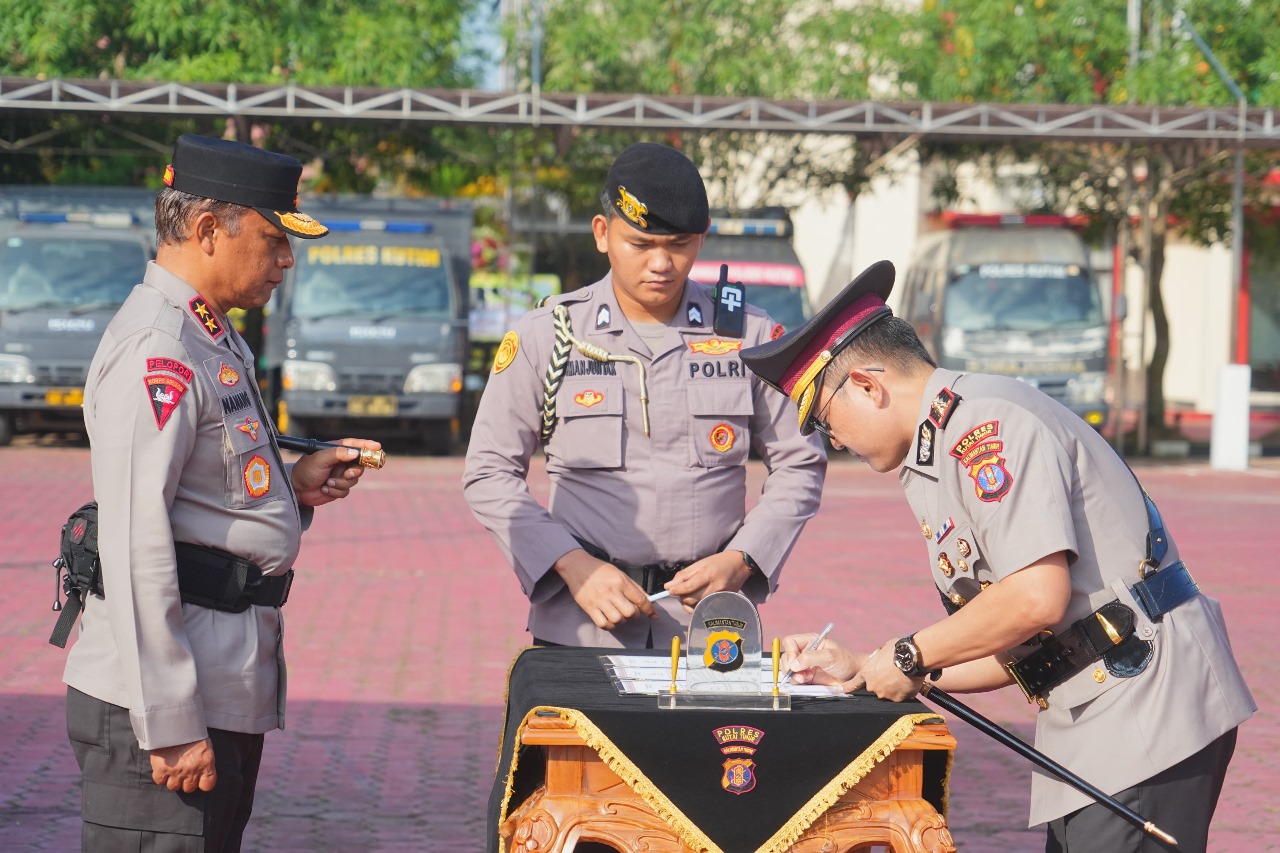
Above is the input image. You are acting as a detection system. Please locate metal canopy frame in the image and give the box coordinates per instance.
[2,76,1278,147]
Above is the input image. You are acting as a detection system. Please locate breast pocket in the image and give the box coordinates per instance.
[222,412,283,509]
[548,377,625,469]
[687,382,753,468]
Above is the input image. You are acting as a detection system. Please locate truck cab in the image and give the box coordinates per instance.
[266,197,473,454]
[899,213,1110,428]
[0,190,155,445]
[690,209,811,332]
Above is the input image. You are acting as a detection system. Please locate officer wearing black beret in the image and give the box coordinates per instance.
[60,134,379,851]
[464,142,827,649]
[741,262,1254,852]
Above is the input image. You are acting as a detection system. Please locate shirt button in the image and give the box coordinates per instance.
[1093,668,1106,683]
[1140,625,1154,639]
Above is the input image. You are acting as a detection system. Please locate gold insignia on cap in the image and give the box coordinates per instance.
[615,185,649,229]
[276,211,328,236]
[493,331,519,374]
[163,164,175,187]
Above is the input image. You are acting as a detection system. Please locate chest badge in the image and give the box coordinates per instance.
[934,516,954,544]
[709,423,736,453]
[218,363,241,386]
[920,518,932,539]
[937,553,955,577]
[236,416,261,441]
[574,389,604,408]
[689,338,743,356]
[243,455,271,498]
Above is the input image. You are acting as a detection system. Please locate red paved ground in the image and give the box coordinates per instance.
[1,443,1276,851]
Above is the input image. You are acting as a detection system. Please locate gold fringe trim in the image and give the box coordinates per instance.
[496,704,949,853]
[493,647,539,777]
[756,712,945,853]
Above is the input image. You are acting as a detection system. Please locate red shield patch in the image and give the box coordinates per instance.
[144,374,187,430]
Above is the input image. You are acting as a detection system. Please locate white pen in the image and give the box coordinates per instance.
[780,621,835,685]
[648,590,671,602]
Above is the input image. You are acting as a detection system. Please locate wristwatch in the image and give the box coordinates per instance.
[893,634,942,680]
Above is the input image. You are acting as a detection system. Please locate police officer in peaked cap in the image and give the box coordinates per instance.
[60,134,381,851]
[464,142,827,649]
[740,261,1253,852]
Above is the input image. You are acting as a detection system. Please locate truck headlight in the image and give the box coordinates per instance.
[404,363,462,394]
[283,360,337,392]
[0,355,35,383]
[1065,371,1107,404]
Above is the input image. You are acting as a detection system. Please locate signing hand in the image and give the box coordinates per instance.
[664,551,753,612]
[780,632,865,687]
[149,738,217,793]
[290,438,381,507]
[554,549,657,631]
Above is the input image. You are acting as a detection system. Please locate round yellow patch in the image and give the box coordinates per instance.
[244,454,271,498]
[276,211,329,236]
[493,331,519,374]
[709,423,736,453]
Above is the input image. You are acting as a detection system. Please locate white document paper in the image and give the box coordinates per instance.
[600,654,847,697]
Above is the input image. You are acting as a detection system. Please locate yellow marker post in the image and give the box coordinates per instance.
[772,638,781,696]
[669,636,681,694]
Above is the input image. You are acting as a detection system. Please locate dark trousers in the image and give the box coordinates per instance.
[1045,728,1237,853]
[66,687,264,853]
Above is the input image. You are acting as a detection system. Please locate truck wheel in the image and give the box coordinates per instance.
[423,422,453,456]
[0,415,12,447]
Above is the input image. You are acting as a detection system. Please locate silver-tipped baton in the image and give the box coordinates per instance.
[919,683,1177,846]
[275,435,386,469]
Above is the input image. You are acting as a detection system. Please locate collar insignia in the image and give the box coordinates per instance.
[929,387,960,428]
[596,304,611,329]
[917,420,935,466]
[188,297,224,340]
[687,302,704,326]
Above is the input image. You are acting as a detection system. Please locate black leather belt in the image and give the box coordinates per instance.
[575,538,694,595]
[1008,560,1197,706]
[174,542,293,612]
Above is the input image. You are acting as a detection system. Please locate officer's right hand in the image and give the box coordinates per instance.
[554,549,657,630]
[149,737,217,793]
[781,632,864,688]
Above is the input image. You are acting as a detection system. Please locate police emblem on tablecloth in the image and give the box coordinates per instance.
[709,423,736,453]
[689,338,743,356]
[687,302,704,326]
[492,331,519,374]
[704,629,745,672]
[236,416,261,441]
[574,389,604,408]
[218,363,241,386]
[243,454,271,498]
[614,186,648,229]
[714,725,764,796]
[188,297,224,340]
[950,420,1014,502]
[144,373,187,430]
[595,304,611,329]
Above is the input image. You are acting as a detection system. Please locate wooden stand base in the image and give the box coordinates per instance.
[501,717,957,853]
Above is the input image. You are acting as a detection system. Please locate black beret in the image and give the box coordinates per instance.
[163,134,329,239]
[740,260,896,434]
[604,142,709,235]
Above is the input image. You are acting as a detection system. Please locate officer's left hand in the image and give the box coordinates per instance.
[844,638,925,702]
[664,552,753,613]
[291,438,382,507]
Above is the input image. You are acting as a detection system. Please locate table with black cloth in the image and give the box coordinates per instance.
[490,647,955,853]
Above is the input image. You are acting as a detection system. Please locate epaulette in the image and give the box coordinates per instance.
[536,289,590,310]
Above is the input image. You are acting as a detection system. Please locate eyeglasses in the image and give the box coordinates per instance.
[810,367,884,440]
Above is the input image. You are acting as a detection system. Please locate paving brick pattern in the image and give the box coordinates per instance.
[1,444,1276,851]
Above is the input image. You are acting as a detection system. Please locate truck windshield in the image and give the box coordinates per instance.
[742,284,810,332]
[943,263,1104,333]
[0,236,144,311]
[292,242,453,320]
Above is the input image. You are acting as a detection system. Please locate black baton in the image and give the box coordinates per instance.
[919,683,1178,846]
[275,435,386,469]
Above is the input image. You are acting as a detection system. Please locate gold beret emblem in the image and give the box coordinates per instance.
[615,186,648,229]
[276,211,329,237]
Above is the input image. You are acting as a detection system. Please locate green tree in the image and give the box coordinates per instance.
[842,0,1280,446]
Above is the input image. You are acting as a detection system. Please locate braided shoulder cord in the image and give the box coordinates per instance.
[539,305,573,442]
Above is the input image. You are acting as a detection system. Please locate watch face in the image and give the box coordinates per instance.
[893,641,918,674]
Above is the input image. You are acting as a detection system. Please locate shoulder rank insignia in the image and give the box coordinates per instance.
[595,304,611,329]
[929,387,960,428]
[492,331,519,374]
[770,323,786,340]
[917,420,935,466]
[689,338,743,356]
[950,420,1014,502]
[687,302,704,326]
[218,363,240,386]
[144,373,187,430]
[188,297,224,340]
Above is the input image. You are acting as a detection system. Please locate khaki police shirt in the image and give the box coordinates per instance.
[64,261,308,750]
[900,368,1255,826]
[463,273,827,647]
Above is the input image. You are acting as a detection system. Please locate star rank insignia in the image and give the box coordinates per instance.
[188,297,225,340]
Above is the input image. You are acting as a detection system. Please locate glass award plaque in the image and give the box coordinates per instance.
[658,591,790,711]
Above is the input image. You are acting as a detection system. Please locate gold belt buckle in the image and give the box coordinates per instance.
[1005,661,1049,710]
